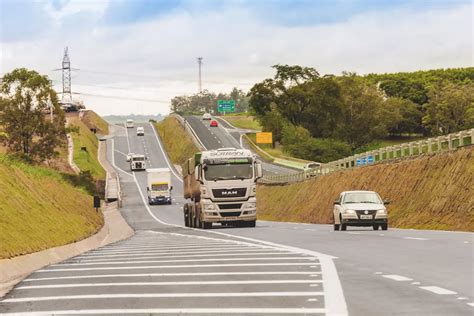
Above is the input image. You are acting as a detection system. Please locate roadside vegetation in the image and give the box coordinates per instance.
[257,146,474,231]
[82,110,109,135]
[222,114,262,130]
[0,68,106,258]
[69,116,106,180]
[155,116,199,167]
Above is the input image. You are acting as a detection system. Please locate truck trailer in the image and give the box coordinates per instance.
[147,168,172,205]
[182,148,262,229]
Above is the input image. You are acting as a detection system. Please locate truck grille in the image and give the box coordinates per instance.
[220,211,242,217]
[212,188,247,198]
[218,203,242,210]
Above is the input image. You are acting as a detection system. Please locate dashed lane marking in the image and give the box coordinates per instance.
[382,275,413,281]
[419,286,457,295]
[403,237,429,241]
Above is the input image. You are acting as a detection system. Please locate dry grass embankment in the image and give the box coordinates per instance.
[155,116,199,166]
[257,147,474,231]
[221,114,262,131]
[69,116,106,180]
[0,156,104,259]
[82,110,109,135]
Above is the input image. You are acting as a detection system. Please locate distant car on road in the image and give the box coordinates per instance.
[126,152,135,162]
[333,190,389,231]
[303,162,322,178]
[210,120,218,127]
[126,119,134,128]
[136,127,145,136]
[202,113,212,120]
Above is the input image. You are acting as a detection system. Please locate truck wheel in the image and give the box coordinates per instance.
[334,224,340,231]
[203,222,212,229]
[246,220,256,228]
[341,224,347,231]
[373,225,379,230]
[381,223,388,230]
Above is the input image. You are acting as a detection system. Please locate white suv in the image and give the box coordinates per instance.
[333,190,389,231]
[136,127,144,136]
[202,113,212,120]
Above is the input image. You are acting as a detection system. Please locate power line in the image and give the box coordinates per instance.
[77,92,170,103]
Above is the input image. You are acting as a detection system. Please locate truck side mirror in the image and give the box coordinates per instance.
[383,200,390,205]
[334,200,340,205]
[147,187,149,191]
[170,186,173,191]
[256,163,263,179]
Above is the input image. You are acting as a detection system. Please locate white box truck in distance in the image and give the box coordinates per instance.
[147,168,173,205]
[182,148,263,229]
[126,119,134,128]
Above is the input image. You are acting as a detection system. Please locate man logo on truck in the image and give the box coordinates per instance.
[222,190,238,196]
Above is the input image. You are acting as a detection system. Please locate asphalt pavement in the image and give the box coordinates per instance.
[1,122,472,315]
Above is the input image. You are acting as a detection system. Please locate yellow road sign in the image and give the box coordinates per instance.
[256,132,272,144]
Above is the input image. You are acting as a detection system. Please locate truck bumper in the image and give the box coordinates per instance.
[149,197,172,205]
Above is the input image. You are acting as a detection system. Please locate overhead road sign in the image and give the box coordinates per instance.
[217,100,235,113]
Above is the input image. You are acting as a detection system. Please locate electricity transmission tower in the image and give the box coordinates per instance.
[197,57,203,94]
[61,47,73,105]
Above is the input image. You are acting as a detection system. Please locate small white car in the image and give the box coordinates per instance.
[126,152,135,162]
[333,190,389,231]
[136,127,144,136]
[202,113,212,120]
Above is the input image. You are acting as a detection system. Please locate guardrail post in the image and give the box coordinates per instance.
[437,137,442,152]
[448,134,453,150]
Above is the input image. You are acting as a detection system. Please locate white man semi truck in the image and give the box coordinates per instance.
[182,148,262,229]
[146,168,172,205]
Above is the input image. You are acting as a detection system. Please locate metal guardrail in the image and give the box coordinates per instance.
[173,114,207,151]
[259,128,474,185]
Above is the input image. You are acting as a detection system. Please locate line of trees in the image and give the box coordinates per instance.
[248,65,474,162]
[0,68,69,162]
[171,87,249,114]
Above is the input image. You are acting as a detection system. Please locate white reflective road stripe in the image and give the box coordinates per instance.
[23,271,322,282]
[75,249,276,259]
[53,257,313,266]
[382,275,413,281]
[0,308,326,315]
[87,244,255,253]
[419,286,457,295]
[38,262,320,272]
[74,252,289,262]
[2,292,324,303]
[403,237,428,241]
[17,280,324,289]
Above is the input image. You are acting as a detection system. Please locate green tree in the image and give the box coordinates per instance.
[382,97,422,135]
[422,81,474,135]
[0,68,67,162]
[170,95,191,114]
[229,87,249,113]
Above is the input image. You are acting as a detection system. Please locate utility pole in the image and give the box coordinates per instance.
[61,47,73,105]
[197,57,203,94]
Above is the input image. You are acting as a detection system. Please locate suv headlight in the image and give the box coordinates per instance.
[343,209,356,215]
[377,209,387,215]
[203,204,215,211]
[245,202,256,209]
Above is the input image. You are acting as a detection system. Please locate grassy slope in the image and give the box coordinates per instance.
[221,115,262,131]
[155,116,199,166]
[69,116,106,180]
[82,110,109,135]
[0,156,104,259]
[257,147,474,231]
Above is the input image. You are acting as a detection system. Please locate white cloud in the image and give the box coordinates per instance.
[1,2,472,115]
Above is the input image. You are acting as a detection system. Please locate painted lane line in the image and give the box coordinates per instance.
[0,308,327,315]
[75,249,276,259]
[419,286,457,295]
[110,139,133,177]
[38,262,321,272]
[404,237,429,241]
[411,282,421,285]
[2,292,325,303]
[17,280,324,290]
[85,244,254,253]
[382,275,413,281]
[149,122,182,181]
[467,303,474,307]
[52,257,314,266]
[375,272,383,275]
[346,232,361,235]
[81,247,262,256]
[457,297,469,300]
[23,271,322,282]
[307,298,318,302]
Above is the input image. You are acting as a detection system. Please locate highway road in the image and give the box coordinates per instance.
[184,115,296,176]
[1,122,473,315]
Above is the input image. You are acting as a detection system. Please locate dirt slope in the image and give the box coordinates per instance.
[257,147,474,231]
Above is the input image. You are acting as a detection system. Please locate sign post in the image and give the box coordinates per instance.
[217,100,235,115]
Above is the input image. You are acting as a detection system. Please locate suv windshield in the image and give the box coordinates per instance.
[204,163,253,181]
[343,192,382,204]
[132,157,145,161]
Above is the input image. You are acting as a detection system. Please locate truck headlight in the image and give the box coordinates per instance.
[203,204,215,211]
[245,202,256,209]
[377,209,387,215]
[343,209,356,215]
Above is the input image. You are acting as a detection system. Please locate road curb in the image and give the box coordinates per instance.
[0,201,134,298]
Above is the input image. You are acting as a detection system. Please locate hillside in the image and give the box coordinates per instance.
[0,156,104,259]
[257,147,474,231]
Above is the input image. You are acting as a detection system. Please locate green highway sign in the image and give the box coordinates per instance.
[217,100,235,113]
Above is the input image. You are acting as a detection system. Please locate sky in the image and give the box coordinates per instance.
[0,0,472,116]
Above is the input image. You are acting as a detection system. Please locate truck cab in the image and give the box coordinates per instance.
[130,154,146,171]
[147,168,172,205]
[183,148,263,229]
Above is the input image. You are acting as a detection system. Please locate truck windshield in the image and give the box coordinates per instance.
[343,192,382,204]
[204,163,253,181]
[151,183,168,191]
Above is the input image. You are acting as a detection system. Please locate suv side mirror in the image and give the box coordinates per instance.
[170,186,173,191]
[333,200,340,205]
[383,200,390,205]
